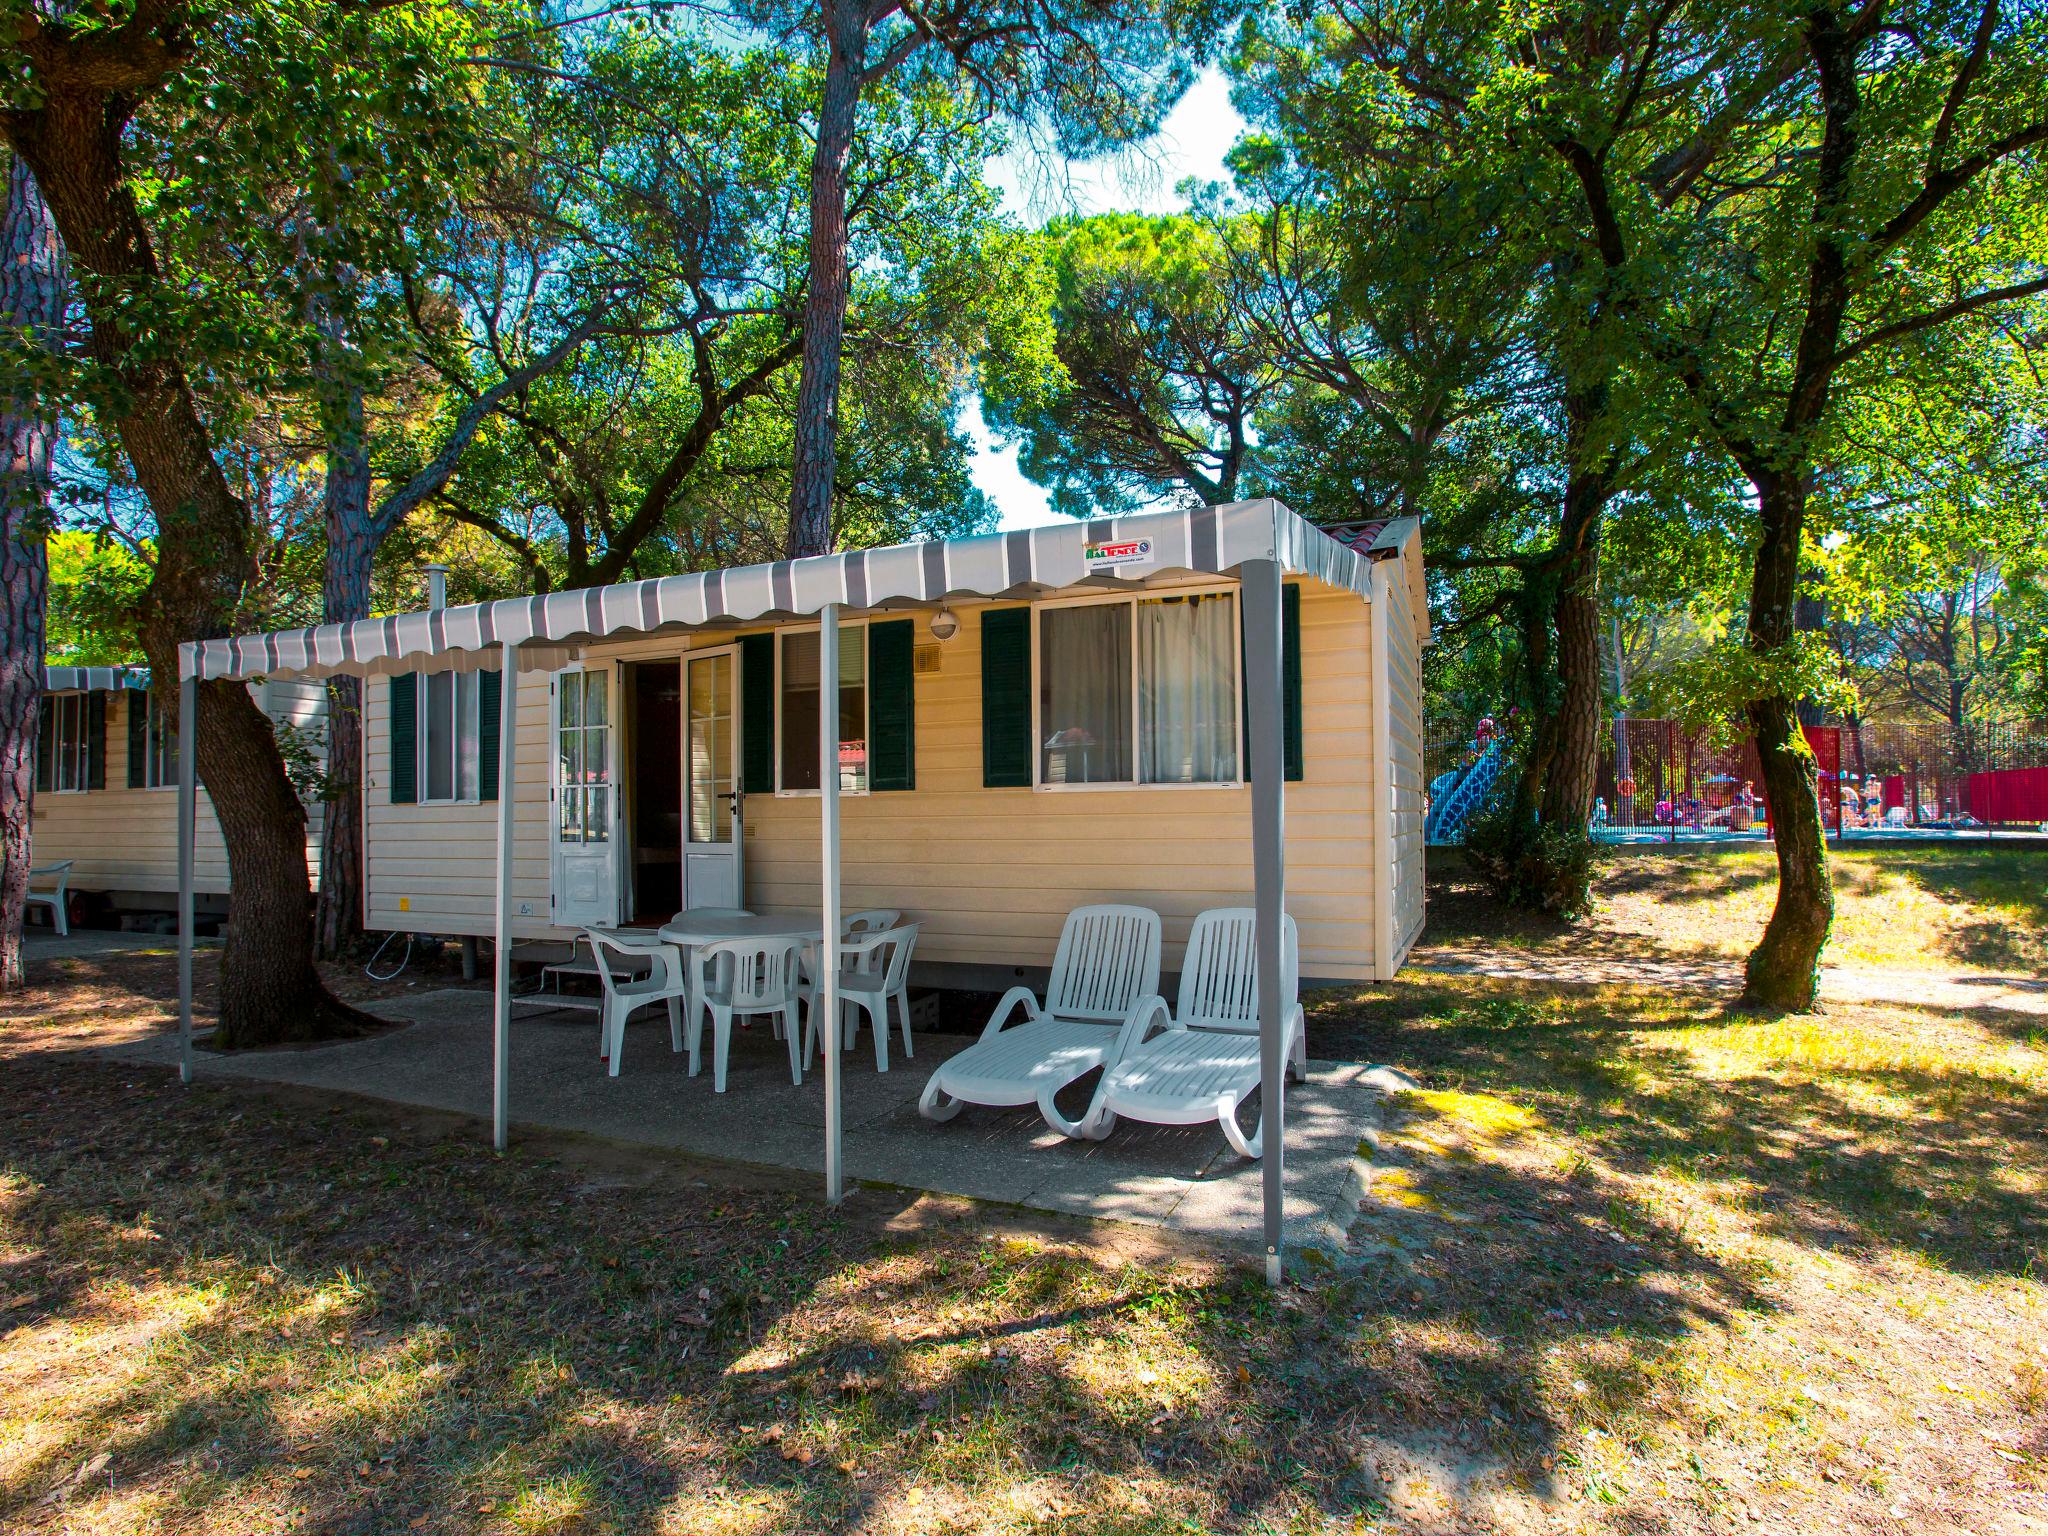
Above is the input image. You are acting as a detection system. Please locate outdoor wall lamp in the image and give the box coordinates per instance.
[929,606,959,642]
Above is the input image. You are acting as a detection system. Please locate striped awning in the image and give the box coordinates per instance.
[45,665,150,693]
[183,501,1416,683]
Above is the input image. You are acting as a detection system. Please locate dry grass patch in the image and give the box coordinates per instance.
[1317,973,2047,1531]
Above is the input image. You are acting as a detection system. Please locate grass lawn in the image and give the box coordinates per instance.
[2,849,2042,1533]
[1422,845,2048,975]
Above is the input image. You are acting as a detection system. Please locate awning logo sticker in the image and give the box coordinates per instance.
[1084,537,1154,571]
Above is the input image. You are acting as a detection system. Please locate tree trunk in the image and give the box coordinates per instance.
[313,419,373,959]
[1537,477,1603,829]
[0,155,61,990]
[1741,471,1833,1010]
[311,319,373,960]
[785,0,868,560]
[7,76,375,1041]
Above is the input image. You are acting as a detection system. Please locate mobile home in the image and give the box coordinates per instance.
[301,504,1427,986]
[173,498,1428,1271]
[31,665,326,921]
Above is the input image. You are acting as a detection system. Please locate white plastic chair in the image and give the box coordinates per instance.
[797,908,904,1018]
[26,861,72,936]
[669,908,753,923]
[583,929,690,1078]
[1074,908,1308,1157]
[917,904,1162,1137]
[688,934,806,1092]
[807,923,919,1073]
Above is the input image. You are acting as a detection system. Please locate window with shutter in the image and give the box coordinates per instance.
[128,691,149,788]
[980,607,1032,787]
[868,619,915,791]
[389,675,417,803]
[477,670,502,801]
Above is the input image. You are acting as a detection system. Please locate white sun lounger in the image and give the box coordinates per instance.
[1074,907,1307,1158]
[917,904,1162,1137]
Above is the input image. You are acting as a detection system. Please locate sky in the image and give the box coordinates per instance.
[969,69,1248,532]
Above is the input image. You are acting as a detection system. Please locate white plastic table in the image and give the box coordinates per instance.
[657,911,825,1049]
[656,911,823,948]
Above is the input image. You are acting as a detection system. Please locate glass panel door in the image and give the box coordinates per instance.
[683,650,741,910]
[551,668,619,927]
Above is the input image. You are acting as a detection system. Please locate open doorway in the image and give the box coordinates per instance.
[628,660,681,921]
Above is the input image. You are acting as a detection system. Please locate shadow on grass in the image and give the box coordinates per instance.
[0,1047,1769,1533]
[1308,980,2048,1281]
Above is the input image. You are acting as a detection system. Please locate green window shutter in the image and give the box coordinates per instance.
[35,697,52,794]
[1240,583,1305,783]
[127,692,149,788]
[86,692,106,791]
[389,674,418,804]
[980,606,1032,788]
[739,633,775,794]
[1283,583,1303,783]
[477,670,502,802]
[868,619,916,791]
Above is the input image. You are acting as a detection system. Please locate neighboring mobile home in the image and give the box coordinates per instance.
[339,506,1428,985]
[31,665,326,922]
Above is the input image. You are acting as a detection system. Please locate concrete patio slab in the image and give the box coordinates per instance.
[106,988,1382,1263]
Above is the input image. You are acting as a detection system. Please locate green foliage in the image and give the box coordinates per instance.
[1463,747,1598,919]
[46,533,149,666]
[983,211,1270,512]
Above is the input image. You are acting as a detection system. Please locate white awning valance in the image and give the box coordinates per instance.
[182,501,1415,683]
[45,665,151,693]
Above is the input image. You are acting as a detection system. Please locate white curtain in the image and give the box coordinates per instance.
[1040,604,1132,784]
[1138,593,1237,784]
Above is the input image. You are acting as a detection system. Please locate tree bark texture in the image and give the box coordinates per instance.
[785,0,869,560]
[1536,475,1604,830]
[310,286,371,961]
[1742,470,1834,1011]
[313,419,373,960]
[4,52,375,1041]
[0,155,61,990]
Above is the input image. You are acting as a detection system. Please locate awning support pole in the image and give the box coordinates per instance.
[492,640,517,1151]
[820,603,844,1204]
[176,670,197,1084]
[1242,558,1288,1286]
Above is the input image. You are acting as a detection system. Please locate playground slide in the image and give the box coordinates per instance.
[1425,740,1505,845]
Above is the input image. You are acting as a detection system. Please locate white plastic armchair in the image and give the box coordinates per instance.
[917,903,1163,1137]
[807,922,920,1073]
[583,929,689,1078]
[688,934,806,1092]
[1073,908,1308,1157]
[26,861,73,937]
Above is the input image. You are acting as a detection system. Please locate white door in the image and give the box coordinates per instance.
[682,648,743,910]
[551,666,621,928]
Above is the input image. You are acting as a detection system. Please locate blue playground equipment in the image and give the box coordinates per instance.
[1425,738,1505,845]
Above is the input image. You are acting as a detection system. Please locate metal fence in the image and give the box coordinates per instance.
[1425,716,2048,843]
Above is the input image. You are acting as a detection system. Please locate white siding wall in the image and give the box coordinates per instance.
[363,669,554,936]
[29,680,326,900]
[361,579,1386,979]
[1383,556,1428,966]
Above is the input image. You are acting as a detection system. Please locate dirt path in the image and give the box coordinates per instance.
[1406,945,2048,1017]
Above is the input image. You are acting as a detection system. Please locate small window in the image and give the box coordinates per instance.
[140,692,180,789]
[1037,593,1239,787]
[42,694,90,793]
[780,625,868,793]
[420,670,485,804]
